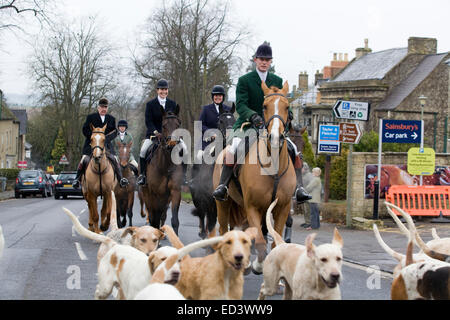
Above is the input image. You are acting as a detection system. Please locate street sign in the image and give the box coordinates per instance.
[407,147,435,176]
[333,100,370,121]
[381,119,422,143]
[18,161,27,169]
[59,154,69,165]
[339,122,362,144]
[318,124,340,154]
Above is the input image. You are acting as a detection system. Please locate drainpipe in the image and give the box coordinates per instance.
[0,89,3,120]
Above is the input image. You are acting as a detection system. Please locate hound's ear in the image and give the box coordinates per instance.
[282,81,289,96]
[90,123,95,131]
[244,227,258,241]
[175,104,180,116]
[261,82,270,96]
[332,227,343,248]
[231,102,236,114]
[121,226,137,238]
[157,229,165,240]
[305,233,317,259]
[102,124,107,131]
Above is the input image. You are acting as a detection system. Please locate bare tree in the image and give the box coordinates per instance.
[133,0,249,133]
[0,0,55,33]
[28,16,120,165]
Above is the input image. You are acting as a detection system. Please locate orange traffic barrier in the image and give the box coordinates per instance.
[385,185,450,216]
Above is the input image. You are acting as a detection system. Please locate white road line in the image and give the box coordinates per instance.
[75,242,88,261]
[72,226,76,237]
[79,209,86,215]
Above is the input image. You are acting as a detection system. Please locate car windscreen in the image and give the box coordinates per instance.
[58,174,76,180]
[19,171,38,179]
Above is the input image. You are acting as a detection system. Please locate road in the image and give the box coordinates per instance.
[0,194,392,300]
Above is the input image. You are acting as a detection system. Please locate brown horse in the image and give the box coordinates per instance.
[213,81,297,274]
[142,106,184,234]
[82,124,116,233]
[137,185,149,222]
[114,142,136,227]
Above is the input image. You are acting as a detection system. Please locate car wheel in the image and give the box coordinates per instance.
[15,192,20,199]
[63,195,67,199]
[54,193,60,200]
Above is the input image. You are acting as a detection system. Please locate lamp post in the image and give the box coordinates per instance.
[418,95,427,186]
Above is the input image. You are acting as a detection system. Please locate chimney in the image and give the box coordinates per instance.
[298,71,308,92]
[344,53,348,61]
[338,53,343,61]
[314,70,323,86]
[333,53,337,61]
[355,38,372,59]
[408,37,437,55]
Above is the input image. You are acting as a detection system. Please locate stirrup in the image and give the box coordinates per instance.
[212,184,228,201]
[119,178,129,188]
[137,175,146,186]
[295,187,312,204]
[72,179,80,189]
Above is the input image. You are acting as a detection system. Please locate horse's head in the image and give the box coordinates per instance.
[118,142,132,168]
[289,124,307,154]
[90,124,107,163]
[161,104,181,149]
[218,103,236,138]
[261,81,290,148]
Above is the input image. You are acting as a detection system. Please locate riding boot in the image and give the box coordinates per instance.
[72,156,89,189]
[212,164,234,201]
[137,157,147,186]
[284,227,292,243]
[182,163,188,186]
[293,152,312,204]
[111,157,129,188]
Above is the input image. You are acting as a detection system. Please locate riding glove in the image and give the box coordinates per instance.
[249,113,264,129]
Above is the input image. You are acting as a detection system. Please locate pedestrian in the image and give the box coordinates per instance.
[300,163,314,228]
[212,42,311,203]
[72,97,129,189]
[305,167,322,230]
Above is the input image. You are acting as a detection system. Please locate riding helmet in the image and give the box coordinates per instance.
[156,79,169,89]
[98,97,109,106]
[211,85,226,100]
[118,119,128,129]
[255,43,273,59]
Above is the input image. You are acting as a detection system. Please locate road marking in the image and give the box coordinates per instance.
[72,226,76,237]
[79,209,86,215]
[75,242,88,261]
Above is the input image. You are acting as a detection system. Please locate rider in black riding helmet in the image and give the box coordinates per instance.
[72,98,129,189]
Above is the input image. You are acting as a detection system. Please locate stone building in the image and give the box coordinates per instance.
[319,37,450,153]
[0,104,21,168]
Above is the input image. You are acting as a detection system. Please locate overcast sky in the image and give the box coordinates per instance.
[0,0,449,103]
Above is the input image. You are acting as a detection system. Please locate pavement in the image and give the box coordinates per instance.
[1,189,449,275]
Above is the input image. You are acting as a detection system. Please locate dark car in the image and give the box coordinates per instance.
[15,169,53,198]
[54,171,83,199]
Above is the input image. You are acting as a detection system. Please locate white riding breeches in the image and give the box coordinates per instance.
[227,136,297,155]
[140,138,188,158]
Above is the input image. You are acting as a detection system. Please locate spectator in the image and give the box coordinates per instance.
[305,167,322,230]
[300,163,313,228]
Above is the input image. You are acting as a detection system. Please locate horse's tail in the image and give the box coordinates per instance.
[62,207,111,244]
[110,190,119,231]
[266,198,284,247]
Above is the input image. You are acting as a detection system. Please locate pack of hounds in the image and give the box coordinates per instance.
[1,193,448,300]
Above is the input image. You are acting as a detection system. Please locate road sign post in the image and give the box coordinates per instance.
[333,100,370,121]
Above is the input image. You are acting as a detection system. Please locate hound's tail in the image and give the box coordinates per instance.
[62,207,111,244]
[177,236,224,260]
[161,225,185,250]
[372,224,404,262]
[266,198,284,247]
[110,191,118,231]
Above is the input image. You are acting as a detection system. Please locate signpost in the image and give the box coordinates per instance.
[407,147,435,176]
[333,100,370,121]
[381,119,421,143]
[339,122,362,144]
[59,154,69,165]
[317,124,340,155]
[17,161,27,169]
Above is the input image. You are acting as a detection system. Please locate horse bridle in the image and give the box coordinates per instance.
[91,130,107,154]
[263,93,290,137]
[160,114,182,149]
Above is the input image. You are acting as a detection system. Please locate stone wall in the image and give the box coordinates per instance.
[349,152,450,219]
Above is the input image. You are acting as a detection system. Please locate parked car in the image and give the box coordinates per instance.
[54,171,83,199]
[15,169,52,198]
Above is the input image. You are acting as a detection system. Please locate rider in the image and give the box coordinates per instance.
[112,119,139,177]
[137,79,187,186]
[192,85,232,179]
[212,43,311,203]
[72,98,129,189]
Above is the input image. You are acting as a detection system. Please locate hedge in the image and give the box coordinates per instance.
[0,168,20,180]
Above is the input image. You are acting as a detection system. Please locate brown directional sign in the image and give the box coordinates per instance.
[339,122,362,144]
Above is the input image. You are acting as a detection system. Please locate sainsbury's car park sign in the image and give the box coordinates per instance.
[381,119,422,143]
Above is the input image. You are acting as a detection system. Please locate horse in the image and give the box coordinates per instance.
[213,81,297,274]
[189,103,236,239]
[82,124,116,234]
[114,142,136,227]
[137,185,149,222]
[141,105,184,235]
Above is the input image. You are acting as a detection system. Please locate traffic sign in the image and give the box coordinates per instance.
[59,154,69,165]
[318,124,340,154]
[339,122,362,144]
[381,119,422,143]
[333,100,370,121]
[17,161,27,169]
[407,147,435,176]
